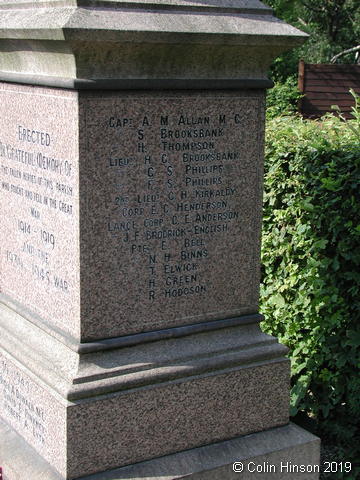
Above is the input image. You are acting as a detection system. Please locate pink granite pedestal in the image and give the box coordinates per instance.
[0,82,288,478]
[0,1,319,478]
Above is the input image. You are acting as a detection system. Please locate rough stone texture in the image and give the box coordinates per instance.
[0,78,318,479]
[0,298,288,398]
[66,361,289,477]
[79,90,264,340]
[0,313,290,478]
[0,84,267,342]
[0,4,312,479]
[0,0,273,10]
[0,351,67,476]
[0,82,80,340]
[0,419,320,480]
[0,1,307,82]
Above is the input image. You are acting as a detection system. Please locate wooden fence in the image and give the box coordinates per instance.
[298,61,360,119]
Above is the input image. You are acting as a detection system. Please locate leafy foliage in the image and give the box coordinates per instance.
[265,0,360,81]
[261,91,360,477]
[266,77,302,119]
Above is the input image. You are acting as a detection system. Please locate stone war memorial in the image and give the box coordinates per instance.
[0,0,320,478]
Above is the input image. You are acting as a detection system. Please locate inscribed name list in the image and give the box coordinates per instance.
[79,93,264,339]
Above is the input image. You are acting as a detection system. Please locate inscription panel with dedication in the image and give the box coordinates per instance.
[0,351,67,476]
[0,83,80,339]
[80,92,264,340]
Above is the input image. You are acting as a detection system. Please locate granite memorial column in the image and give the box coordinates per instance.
[0,1,320,479]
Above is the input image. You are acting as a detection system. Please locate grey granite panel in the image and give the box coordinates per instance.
[0,72,273,90]
[0,6,307,43]
[0,419,320,480]
[0,2,307,81]
[0,38,297,81]
[0,0,273,13]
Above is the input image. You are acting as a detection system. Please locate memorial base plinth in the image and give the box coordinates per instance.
[0,299,293,479]
[0,419,320,480]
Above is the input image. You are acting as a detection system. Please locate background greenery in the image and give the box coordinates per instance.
[260,3,360,475]
[261,91,360,478]
[266,0,360,81]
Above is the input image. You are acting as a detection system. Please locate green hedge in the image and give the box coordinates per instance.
[266,76,302,120]
[261,96,360,476]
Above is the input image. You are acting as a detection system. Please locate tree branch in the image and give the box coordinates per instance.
[298,17,308,27]
[331,45,360,63]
